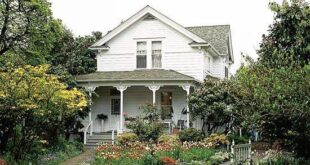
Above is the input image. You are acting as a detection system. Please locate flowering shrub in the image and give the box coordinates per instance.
[179,128,204,142]
[117,132,138,145]
[158,134,180,145]
[203,134,229,148]
[255,150,309,165]
[126,104,163,142]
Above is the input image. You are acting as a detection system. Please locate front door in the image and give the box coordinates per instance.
[161,92,173,120]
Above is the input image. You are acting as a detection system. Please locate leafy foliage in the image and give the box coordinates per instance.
[230,64,310,157]
[189,80,233,134]
[47,30,101,76]
[0,64,87,160]
[259,0,310,67]
[0,0,54,56]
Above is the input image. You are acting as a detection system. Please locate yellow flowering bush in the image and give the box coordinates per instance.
[203,134,229,148]
[0,64,88,159]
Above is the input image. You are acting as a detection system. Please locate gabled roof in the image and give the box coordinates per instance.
[75,69,198,82]
[91,5,206,48]
[186,25,231,55]
[90,5,234,62]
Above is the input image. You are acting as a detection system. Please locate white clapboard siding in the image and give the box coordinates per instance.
[97,53,135,71]
[211,56,225,79]
[96,18,205,81]
[163,52,204,81]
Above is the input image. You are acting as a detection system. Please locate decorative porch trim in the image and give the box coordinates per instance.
[147,85,161,104]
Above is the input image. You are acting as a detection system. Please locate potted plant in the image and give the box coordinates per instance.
[97,114,108,132]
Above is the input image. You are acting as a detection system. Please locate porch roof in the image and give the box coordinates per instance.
[75,69,198,82]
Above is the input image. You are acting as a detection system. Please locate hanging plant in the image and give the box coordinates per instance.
[97,114,108,120]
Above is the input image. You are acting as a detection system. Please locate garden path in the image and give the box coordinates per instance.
[59,149,96,165]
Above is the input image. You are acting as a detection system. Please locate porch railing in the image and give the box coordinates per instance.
[112,129,115,145]
[83,121,93,144]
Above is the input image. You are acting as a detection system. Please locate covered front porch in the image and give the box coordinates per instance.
[75,70,201,139]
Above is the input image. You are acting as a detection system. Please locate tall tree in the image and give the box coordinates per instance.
[259,0,310,67]
[0,0,54,56]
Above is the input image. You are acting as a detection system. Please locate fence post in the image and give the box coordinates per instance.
[248,139,252,164]
[230,140,235,163]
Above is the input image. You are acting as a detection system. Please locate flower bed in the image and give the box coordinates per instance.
[93,141,229,165]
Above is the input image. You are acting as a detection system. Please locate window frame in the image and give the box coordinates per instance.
[151,41,162,68]
[136,41,147,69]
[111,98,120,115]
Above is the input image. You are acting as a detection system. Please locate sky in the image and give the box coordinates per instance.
[50,0,283,73]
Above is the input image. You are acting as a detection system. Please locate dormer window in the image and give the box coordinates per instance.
[137,41,147,68]
[152,41,162,68]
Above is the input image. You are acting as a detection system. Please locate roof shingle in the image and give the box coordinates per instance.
[186,25,231,55]
[75,69,197,82]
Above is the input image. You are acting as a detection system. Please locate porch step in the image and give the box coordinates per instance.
[84,132,117,149]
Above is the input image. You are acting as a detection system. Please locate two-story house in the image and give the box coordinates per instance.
[76,6,234,140]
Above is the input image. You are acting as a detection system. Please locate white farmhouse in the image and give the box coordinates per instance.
[76,5,234,145]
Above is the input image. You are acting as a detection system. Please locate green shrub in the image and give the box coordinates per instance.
[117,132,138,145]
[127,105,163,142]
[127,118,163,142]
[179,128,204,142]
[158,134,180,145]
[227,133,249,144]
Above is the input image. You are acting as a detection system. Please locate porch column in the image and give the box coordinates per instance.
[147,85,161,105]
[115,85,129,133]
[87,86,96,136]
[181,85,191,128]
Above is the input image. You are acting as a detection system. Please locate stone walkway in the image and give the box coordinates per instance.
[59,149,96,165]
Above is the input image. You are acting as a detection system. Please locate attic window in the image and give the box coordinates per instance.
[144,14,156,21]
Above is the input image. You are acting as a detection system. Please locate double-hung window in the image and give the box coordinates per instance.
[152,41,162,68]
[136,42,147,68]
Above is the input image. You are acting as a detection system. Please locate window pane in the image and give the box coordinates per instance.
[111,99,120,115]
[137,55,147,68]
[152,41,162,68]
[137,42,147,68]
[225,67,228,78]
